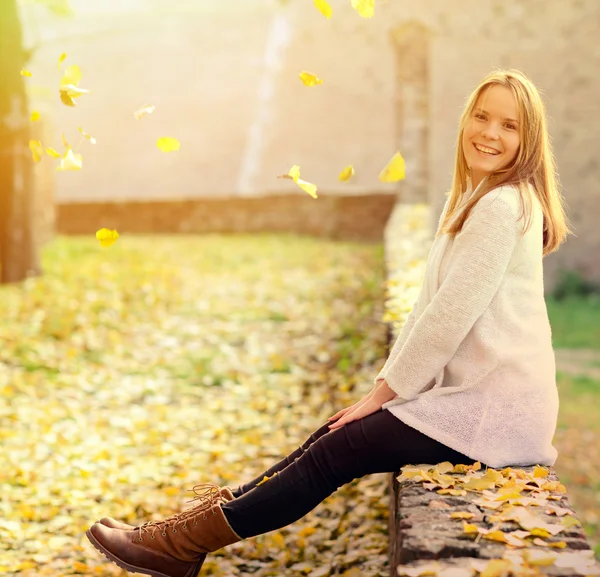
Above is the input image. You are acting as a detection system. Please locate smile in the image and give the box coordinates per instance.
[474,143,501,156]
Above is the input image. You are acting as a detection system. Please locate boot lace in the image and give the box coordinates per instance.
[136,483,223,541]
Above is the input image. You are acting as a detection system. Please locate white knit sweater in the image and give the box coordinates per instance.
[376,178,559,468]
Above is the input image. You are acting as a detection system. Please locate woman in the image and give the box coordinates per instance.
[86,68,572,577]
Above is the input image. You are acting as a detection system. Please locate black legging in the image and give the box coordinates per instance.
[221,409,478,538]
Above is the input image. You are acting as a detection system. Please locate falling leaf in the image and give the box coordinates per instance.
[156,137,180,152]
[62,133,69,148]
[29,140,43,162]
[277,165,318,199]
[56,148,82,171]
[378,151,405,183]
[60,64,82,87]
[60,91,76,107]
[59,65,90,107]
[30,110,41,122]
[58,52,67,70]
[351,0,375,18]
[338,165,355,181]
[20,69,32,77]
[134,104,156,120]
[78,127,97,144]
[298,71,323,86]
[314,0,332,18]
[95,228,119,248]
[45,147,61,159]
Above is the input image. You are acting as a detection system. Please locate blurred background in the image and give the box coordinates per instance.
[2,0,599,293]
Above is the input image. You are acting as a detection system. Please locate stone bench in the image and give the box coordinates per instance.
[387,462,599,577]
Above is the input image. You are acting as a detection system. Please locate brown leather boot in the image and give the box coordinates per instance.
[99,484,236,530]
[86,501,242,577]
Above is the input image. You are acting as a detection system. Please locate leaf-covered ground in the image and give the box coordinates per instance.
[0,234,391,576]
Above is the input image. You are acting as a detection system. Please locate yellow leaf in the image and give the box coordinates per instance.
[58,52,67,70]
[483,530,508,543]
[60,91,76,107]
[288,165,301,180]
[62,133,70,148]
[29,140,43,162]
[134,104,156,120]
[313,0,332,18]
[96,228,120,248]
[463,522,479,534]
[351,0,375,18]
[277,165,318,198]
[20,69,32,77]
[78,126,97,144]
[560,515,580,528]
[156,137,181,152]
[60,84,90,98]
[56,148,83,171]
[298,71,323,86]
[338,164,355,181]
[30,110,41,122]
[270,532,286,548]
[45,147,61,158]
[450,511,475,520]
[533,465,549,478]
[296,178,318,199]
[378,151,405,183]
[298,526,318,537]
[60,64,82,87]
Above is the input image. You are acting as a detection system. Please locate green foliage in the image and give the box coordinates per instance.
[551,269,600,301]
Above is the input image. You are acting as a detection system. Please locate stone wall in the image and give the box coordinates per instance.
[56,193,397,243]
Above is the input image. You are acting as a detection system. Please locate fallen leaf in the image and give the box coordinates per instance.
[58,52,67,70]
[30,110,40,122]
[20,69,32,77]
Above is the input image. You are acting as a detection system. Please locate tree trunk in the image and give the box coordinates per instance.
[0,0,40,284]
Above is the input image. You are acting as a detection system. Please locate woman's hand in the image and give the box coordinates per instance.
[327,387,377,423]
[327,380,398,430]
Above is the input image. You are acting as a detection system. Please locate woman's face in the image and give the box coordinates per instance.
[462,84,521,190]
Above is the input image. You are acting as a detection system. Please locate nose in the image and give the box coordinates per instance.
[481,123,500,140]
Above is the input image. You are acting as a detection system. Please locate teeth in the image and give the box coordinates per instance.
[475,144,499,155]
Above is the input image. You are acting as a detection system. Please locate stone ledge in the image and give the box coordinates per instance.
[388,463,599,577]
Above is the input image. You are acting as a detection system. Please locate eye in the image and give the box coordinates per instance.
[505,123,517,130]
[474,113,486,120]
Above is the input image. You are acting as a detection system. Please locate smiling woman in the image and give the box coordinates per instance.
[462,84,521,190]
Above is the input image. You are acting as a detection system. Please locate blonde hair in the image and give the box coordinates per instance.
[436,68,573,256]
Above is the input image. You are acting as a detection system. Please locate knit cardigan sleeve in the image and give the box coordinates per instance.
[379,190,521,401]
[373,297,419,387]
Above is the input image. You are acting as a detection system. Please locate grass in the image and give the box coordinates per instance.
[547,296,600,560]
[546,295,600,349]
